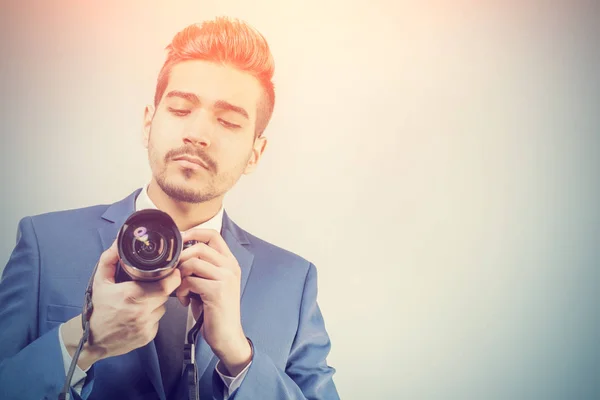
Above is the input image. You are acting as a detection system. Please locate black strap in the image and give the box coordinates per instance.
[183,312,203,400]
[59,260,98,400]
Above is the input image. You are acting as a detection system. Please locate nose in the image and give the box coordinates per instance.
[183,131,211,148]
[183,111,213,148]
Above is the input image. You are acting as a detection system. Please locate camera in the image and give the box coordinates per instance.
[115,209,198,297]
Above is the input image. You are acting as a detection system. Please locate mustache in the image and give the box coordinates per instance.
[165,146,217,171]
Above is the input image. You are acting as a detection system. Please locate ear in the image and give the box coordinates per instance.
[142,104,155,149]
[243,135,268,175]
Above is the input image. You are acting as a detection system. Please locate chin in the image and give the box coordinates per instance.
[164,164,201,181]
[158,176,215,203]
[162,184,203,203]
[164,175,198,190]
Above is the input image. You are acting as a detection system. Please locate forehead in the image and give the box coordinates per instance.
[162,60,263,120]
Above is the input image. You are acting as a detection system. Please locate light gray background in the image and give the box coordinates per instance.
[1,1,599,399]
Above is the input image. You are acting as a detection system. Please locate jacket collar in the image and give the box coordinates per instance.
[98,188,251,247]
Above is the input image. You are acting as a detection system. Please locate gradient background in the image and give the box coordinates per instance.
[1,0,599,399]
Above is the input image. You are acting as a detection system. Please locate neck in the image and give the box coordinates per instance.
[146,180,223,231]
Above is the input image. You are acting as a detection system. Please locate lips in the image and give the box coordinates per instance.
[172,155,208,169]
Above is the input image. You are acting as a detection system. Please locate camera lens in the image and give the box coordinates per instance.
[131,229,167,265]
[117,209,184,279]
[121,221,176,270]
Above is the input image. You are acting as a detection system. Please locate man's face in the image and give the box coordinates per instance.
[143,60,267,204]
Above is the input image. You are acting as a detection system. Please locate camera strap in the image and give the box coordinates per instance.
[183,311,203,400]
[59,260,99,400]
[180,241,202,400]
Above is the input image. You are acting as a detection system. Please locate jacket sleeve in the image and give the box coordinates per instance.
[0,217,94,400]
[222,263,340,400]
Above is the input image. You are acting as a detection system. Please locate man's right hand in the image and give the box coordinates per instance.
[61,239,182,370]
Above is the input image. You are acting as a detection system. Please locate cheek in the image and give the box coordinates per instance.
[147,136,171,166]
[229,147,254,171]
[151,113,185,141]
[218,137,250,159]
[149,121,180,150]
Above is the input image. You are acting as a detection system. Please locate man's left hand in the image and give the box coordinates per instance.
[175,228,252,376]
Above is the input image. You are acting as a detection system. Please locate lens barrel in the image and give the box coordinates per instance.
[116,209,183,281]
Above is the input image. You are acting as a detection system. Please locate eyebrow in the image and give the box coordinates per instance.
[214,100,249,120]
[165,90,249,120]
[165,90,200,104]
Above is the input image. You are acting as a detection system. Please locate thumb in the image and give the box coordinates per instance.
[94,239,119,284]
[190,296,203,322]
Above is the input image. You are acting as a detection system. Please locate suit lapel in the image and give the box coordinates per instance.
[194,211,255,382]
[96,188,140,252]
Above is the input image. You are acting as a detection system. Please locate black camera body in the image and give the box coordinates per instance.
[114,209,198,298]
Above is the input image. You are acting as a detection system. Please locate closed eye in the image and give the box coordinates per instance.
[218,118,241,129]
[168,108,191,117]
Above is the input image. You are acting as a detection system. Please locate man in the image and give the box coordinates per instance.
[0,17,339,400]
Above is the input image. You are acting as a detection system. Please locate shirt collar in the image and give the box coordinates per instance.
[135,183,224,233]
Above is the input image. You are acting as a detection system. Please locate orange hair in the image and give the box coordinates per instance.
[154,17,275,137]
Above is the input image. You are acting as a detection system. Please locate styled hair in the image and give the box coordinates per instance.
[154,17,275,137]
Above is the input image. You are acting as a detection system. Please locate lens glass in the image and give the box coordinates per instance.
[132,230,166,264]
[121,221,176,270]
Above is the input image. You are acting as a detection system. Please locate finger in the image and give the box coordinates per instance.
[177,292,190,307]
[181,229,232,257]
[178,258,223,280]
[136,268,182,298]
[119,269,182,304]
[179,241,227,266]
[143,319,161,345]
[149,321,160,343]
[141,294,171,313]
[115,281,147,302]
[176,289,201,307]
[176,276,218,302]
[94,239,120,284]
[149,304,167,323]
[190,296,203,320]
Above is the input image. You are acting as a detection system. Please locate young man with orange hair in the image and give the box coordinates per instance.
[0,17,339,400]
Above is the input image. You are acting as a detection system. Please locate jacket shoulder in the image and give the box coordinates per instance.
[241,229,316,277]
[25,203,111,228]
[224,214,314,270]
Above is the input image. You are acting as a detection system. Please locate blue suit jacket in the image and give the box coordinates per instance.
[0,189,339,400]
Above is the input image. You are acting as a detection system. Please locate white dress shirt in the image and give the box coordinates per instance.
[59,184,251,398]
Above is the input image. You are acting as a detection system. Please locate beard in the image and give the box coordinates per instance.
[148,141,252,204]
[155,168,220,203]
